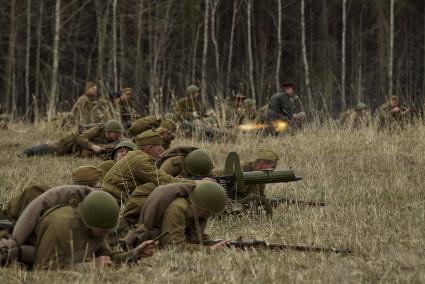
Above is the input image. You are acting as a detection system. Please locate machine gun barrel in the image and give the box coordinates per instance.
[242,169,302,185]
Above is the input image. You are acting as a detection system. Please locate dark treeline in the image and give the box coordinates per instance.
[0,0,424,119]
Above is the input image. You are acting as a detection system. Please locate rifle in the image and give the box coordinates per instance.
[205,239,352,254]
[268,197,326,207]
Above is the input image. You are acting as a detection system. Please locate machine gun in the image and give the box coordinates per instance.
[204,239,352,254]
[190,152,305,215]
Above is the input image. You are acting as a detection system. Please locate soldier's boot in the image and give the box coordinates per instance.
[22,144,56,157]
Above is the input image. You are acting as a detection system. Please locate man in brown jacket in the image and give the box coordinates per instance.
[71,81,98,125]
[22,120,124,158]
[101,130,193,205]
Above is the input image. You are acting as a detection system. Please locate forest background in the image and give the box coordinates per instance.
[0,0,424,120]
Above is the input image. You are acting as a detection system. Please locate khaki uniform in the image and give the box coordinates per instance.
[377,102,409,130]
[75,124,119,158]
[102,150,192,204]
[339,109,370,129]
[5,185,51,220]
[122,183,157,226]
[91,97,119,124]
[128,115,161,137]
[34,206,117,268]
[176,97,202,120]
[140,183,208,250]
[159,156,189,177]
[97,160,116,179]
[71,94,97,125]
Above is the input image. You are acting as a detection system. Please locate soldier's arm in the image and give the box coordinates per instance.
[159,157,182,177]
[134,156,194,186]
[75,126,102,149]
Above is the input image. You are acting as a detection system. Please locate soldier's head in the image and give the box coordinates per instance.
[112,140,137,161]
[189,181,226,218]
[104,120,124,141]
[186,85,201,99]
[185,149,214,176]
[85,81,97,97]
[243,99,256,113]
[120,87,133,102]
[155,120,177,143]
[390,96,399,108]
[253,149,279,170]
[281,82,295,96]
[78,191,120,238]
[72,166,103,187]
[134,130,165,159]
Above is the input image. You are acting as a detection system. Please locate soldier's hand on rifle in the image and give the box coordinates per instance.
[209,239,229,250]
[195,177,217,185]
[95,255,112,267]
[134,240,157,258]
[91,144,106,153]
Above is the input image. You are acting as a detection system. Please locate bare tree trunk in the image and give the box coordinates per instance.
[112,0,118,90]
[341,0,347,109]
[35,0,43,121]
[211,0,220,84]
[25,0,32,114]
[275,0,282,92]
[201,0,210,106]
[48,0,61,122]
[5,0,17,116]
[95,0,110,83]
[191,23,201,83]
[247,0,256,101]
[388,0,395,98]
[135,0,144,89]
[301,0,313,112]
[226,0,238,95]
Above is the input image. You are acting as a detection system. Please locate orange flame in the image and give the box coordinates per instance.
[238,123,268,131]
[272,120,289,132]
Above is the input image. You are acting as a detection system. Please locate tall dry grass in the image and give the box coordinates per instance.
[0,121,424,283]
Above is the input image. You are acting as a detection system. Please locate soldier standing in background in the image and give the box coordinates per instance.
[176,85,203,121]
[71,81,98,125]
[265,82,305,133]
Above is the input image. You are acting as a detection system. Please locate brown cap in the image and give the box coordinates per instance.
[281,82,294,89]
[72,166,102,185]
[85,81,96,93]
[158,119,176,133]
[390,95,399,101]
[255,149,279,161]
[134,130,164,146]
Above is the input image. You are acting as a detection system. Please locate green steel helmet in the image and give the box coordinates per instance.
[77,191,120,231]
[186,85,200,97]
[105,120,124,133]
[189,182,226,214]
[114,140,137,151]
[185,149,214,175]
[111,140,137,158]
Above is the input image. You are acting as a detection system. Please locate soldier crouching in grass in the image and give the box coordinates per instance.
[22,119,124,158]
[121,181,228,251]
[0,190,157,269]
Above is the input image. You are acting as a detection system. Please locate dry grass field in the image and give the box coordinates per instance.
[0,122,424,283]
